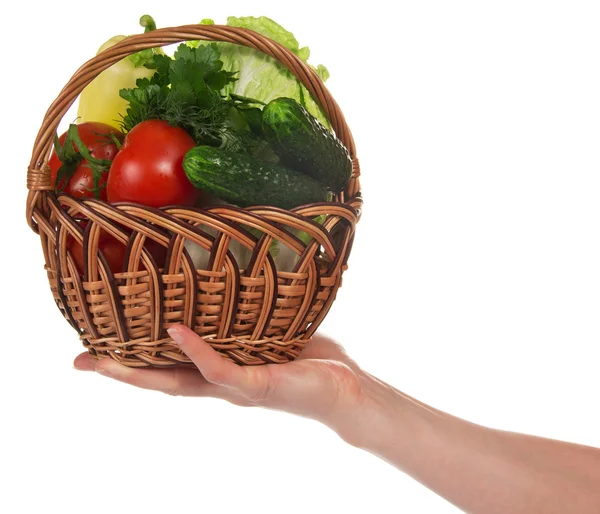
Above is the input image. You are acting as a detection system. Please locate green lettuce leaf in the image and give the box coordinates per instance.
[191,16,331,128]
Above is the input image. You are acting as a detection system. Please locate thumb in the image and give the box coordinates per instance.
[167,325,272,402]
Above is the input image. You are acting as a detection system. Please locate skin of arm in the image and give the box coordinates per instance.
[74,325,600,514]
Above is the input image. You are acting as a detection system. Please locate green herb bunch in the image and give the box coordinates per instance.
[120,43,242,147]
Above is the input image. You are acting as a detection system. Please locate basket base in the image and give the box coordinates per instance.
[81,333,309,367]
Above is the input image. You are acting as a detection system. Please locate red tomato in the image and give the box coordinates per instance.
[66,231,167,276]
[49,122,123,201]
[66,237,86,274]
[66,232,127,276]
[107,119,198,208]
[144,239,168,269]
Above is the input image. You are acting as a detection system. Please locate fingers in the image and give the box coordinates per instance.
[99,360,225,397]
[73,352,96,371]
[167,325,273,403]
[73,350,230,399]
[72,327,270,404]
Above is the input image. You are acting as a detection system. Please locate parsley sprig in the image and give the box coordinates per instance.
[119,43,241,147]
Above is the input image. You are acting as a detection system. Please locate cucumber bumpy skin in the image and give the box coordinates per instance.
[183,146,329,210]
[261,97,352,193]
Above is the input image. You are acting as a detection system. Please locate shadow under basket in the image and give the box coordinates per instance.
[25,24,362,367]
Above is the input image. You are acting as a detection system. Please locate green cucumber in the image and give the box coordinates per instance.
[183,146,328,209]
[261,97,352,192]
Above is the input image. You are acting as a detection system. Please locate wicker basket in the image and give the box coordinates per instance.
[25,24,362,367]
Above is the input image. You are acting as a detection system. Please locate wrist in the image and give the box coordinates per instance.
[333,370,455,468]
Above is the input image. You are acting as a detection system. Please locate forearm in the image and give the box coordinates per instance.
[338,371,600,514]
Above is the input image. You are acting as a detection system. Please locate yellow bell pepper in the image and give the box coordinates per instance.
[77,15,161,129]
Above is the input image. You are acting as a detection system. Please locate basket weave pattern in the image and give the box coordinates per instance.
[26,25,362,367]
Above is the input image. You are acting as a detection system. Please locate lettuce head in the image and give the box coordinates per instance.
[193,16,331,128]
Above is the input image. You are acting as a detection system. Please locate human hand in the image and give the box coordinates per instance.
[73,326,380,444]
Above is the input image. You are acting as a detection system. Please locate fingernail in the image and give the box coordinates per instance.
[167,327,184,345]
[96,367,113,378]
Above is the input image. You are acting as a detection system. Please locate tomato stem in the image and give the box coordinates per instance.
[67,124,112,199]
[109,132,122,150]
[53,133,83,195]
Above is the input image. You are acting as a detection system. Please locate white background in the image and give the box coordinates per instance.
[2,1,599,512]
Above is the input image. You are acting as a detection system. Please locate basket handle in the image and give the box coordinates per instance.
[26,24,361,231]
